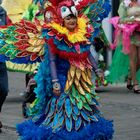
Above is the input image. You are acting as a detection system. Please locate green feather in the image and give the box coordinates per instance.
[83,103,92,112]
[77,99,83,110]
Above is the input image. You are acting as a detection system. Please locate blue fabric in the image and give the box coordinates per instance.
[16,117,113,140]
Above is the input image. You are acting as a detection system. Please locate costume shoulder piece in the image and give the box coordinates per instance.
[0,19,45,64]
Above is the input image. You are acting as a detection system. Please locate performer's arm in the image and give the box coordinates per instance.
[48,44,61,96]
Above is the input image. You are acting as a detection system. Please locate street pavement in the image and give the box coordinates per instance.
[0,72,140,140]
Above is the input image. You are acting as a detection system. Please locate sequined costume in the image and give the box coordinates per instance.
[108,1,140,84]
[1,0,39,73]
[0,0,113,139]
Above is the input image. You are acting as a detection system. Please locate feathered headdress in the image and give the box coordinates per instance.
[34,0,96,23]
[32,0,111,28]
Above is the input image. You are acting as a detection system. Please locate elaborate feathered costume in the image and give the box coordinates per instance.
[0,0,113,139]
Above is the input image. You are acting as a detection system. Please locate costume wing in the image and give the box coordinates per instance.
[0,19,45,64]
[81,0,111,39]
[84,0,111,21]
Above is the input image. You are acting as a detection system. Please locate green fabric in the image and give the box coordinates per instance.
[108,43,140,84]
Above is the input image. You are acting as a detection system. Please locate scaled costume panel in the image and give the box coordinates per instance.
[108,1,140,84]
[2,0,39,73]
[0,0,114,139]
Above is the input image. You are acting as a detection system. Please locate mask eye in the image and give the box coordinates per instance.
[61,6,71,19]
[71,6,78,17]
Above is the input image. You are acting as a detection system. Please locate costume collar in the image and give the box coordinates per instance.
[47,16,93,45]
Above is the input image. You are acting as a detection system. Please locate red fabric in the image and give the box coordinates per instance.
[76,0,96,10]
[46,38,89,61]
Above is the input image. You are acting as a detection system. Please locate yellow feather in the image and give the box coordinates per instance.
[76,68,82,80]
[49,17,89,44]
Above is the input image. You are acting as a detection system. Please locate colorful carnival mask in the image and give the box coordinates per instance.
[44,0,96,23]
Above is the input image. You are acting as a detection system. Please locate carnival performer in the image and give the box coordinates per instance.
[109,0,140,93]
[0,0,113,139]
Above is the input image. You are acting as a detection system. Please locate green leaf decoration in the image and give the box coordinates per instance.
[72,86,80,102]
[5,50,15,57]
[79,94,86,103]
[69,93,76,105]
[83,103,92,112]
[85,93,92,102]
[0,47,7,53]
[7,44,16,49]
[77,99,83,110]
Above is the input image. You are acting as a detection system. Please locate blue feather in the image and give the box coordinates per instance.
[45,99,52,114]
[72,113,78,121]
[75,116,82,131]
[42,116,51,126]
[52,113,59,128]
[57,94,66,111]
[58,110,63,118]
[81,110,90,122]
[59,114,65,127]
[90,115,98,122]
[73,105,80,115]
[91,98,99,106]
[65,98,72,118]
[47,98,56,117]
[66,117,72,132]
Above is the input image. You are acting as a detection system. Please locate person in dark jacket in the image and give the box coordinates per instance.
[0,0,9,132]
